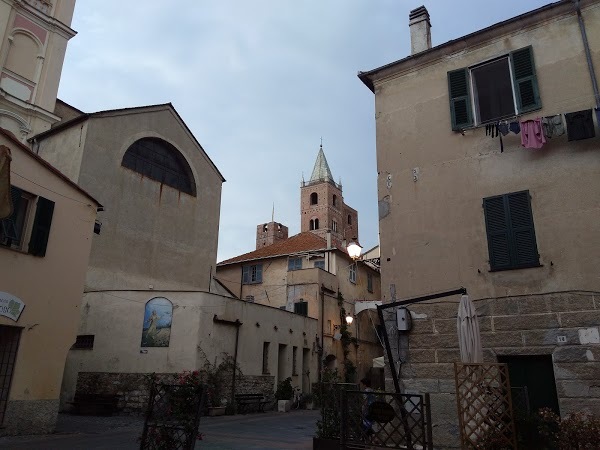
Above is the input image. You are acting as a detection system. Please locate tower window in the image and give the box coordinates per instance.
[348,215,352,225]
[122,137,196,196]
[333,195,337,207]
[310,193,318,205]
[332,220,338,232]
[310,218,319,230]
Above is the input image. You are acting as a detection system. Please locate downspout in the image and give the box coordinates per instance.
[574,0,600,108]
[213,316,242,412]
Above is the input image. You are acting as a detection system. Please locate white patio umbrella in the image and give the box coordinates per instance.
[457,294,483,363]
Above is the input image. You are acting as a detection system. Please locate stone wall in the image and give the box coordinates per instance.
[73,372,276,415]
[1,400,58,436]
[383,291,600,448]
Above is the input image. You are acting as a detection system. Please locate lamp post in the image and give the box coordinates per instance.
[345,314,354,325]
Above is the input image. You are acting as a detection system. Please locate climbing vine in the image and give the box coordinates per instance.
[337,291,357,383]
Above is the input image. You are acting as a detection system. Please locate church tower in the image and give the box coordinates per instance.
[256,221,289,249]
[300,144,359,247]
[0,0,77,140]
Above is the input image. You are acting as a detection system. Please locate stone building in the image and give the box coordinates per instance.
[0,128,99,435]
[301,144,358,247]
[0,0,76,139]
[217,147,383,384]
[359,0,600,447]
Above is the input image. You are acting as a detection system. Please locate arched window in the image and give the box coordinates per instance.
[310,192,318,205]
[333,195,337,207]
[348,215,352,225]
[315,218,319,229]
[122,138,196,196]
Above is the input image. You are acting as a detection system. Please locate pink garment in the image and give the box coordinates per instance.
[520,118,546,149]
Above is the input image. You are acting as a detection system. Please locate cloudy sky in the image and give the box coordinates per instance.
[58,0,551,261]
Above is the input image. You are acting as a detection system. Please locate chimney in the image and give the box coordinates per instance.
[409,6,431,55]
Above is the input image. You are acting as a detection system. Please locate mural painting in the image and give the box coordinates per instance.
[141,297,173,347]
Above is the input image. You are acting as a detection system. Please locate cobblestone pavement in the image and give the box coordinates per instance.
[0,410,319,449]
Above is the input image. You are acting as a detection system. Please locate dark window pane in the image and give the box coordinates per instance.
[472,58,515,123]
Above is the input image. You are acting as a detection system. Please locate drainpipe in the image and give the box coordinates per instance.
[213,315,242,412]
[574,0,600,108]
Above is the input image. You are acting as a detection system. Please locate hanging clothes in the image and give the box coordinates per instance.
[509,122,521,134]
[497,122,509,136]
[565,109,595,141]
[542,115,565,138]
[520,118,546,149]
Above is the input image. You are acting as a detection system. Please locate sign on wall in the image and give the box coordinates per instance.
[0,292,25,321]
[141,297,172,347]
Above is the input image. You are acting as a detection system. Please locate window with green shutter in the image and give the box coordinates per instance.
[242,263,263,284]
[483,190,540,271]
[28,197,54,256]
[448,46,541,130]
[294,301,308,316]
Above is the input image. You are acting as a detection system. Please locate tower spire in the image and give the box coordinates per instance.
[310,141,334,183]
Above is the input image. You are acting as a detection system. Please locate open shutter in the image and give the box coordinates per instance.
[507,191,539,267]
[255,264,263,283]
[242,266,249,284]
[28,196,54,256]
[510,46,541,113]
[448,68,473,130]
[483,196,511,271]
[1,186,22,242]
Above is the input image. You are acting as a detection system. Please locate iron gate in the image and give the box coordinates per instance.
[340,390,433,449]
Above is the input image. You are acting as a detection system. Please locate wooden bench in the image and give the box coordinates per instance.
[235,393,269,414]
[69,393,120,416]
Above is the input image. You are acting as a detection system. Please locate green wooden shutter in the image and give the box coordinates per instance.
[294,302,308,316]
[507,191,539,267]
[483,195,511,270]
[447,68,473,130]
[510,46,541,113]
[28,196,54,256]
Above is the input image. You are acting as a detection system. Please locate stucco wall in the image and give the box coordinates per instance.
[61,291,319,410]
[0,138,97,435]
[36,107,223,291]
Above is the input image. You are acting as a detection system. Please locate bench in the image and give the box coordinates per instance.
[69,393,120,416]
[235,393,269,414]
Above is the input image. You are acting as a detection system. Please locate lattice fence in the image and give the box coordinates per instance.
[139,383,205,450]
[454,363,517,449]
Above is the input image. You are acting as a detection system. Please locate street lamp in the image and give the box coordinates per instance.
[347,240,362,260]
[345,314,354,325]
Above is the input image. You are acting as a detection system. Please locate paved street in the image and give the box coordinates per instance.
[0,410,319,449]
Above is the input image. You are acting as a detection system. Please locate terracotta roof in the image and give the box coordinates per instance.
[218,232,335,265]
[0,128,101,207]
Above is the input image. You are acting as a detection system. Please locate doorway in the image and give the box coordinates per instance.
[277,344,288,386]
[497,355,560,415]
[0,326,21,425]
[302,348,310,392]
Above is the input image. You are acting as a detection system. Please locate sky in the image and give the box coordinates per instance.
[58,0,552,262]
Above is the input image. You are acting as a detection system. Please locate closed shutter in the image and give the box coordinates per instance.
[447,68,473,130]
[483,196,512,270]
[294,302,308,316]
[28,196,54,256]
[507,191,539,267]
[242,266,249,284]
[510,46,541,113]
[484,191,539,270]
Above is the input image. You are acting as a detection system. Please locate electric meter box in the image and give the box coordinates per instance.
[396,307,412,331]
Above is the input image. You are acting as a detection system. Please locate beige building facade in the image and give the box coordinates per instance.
[0,0,77,139]
[360,0,600,447]
[0,128,99,435]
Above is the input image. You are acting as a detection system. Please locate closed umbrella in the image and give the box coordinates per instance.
[457,294,483,363]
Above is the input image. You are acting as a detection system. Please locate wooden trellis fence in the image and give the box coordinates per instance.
[454,363,517,449]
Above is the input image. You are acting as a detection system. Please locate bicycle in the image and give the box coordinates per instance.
[291,386,303,409]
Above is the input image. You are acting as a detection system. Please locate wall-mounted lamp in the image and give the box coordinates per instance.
[345,314,354,325]
[347,240,363,260]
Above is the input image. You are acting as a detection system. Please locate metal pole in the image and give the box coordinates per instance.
[575,0,600,108]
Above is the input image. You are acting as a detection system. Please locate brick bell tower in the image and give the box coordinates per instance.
[300,144,359,247]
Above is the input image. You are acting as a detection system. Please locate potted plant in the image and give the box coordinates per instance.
[301,392,314,410]
[275,377,293,412]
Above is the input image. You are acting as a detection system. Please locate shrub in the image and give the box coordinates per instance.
[275,377,293,401]
[537,407,600,450]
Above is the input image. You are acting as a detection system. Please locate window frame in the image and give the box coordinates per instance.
[483,190,541,272]
[288,257,302,271]
[310,192,318,205]
[242,263,263,284]
[294,301,308,316]
[349,263,357,284]
[314,260,325,270]
[448,46,541,130]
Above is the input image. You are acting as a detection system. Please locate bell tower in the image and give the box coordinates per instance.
[300,144,358,247]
